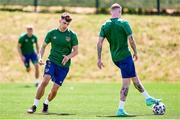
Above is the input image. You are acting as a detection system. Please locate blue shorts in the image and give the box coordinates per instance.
[114,56,136,78]
[23,52,38,68]
[44,60,69,86]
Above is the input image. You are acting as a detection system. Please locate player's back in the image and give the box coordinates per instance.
[101,18,132,61]
[102,18,130,47]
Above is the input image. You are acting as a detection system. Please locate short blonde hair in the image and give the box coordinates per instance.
[26,25,33,29]
[111,3,122,10]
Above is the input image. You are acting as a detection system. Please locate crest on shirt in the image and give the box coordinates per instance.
[32,39,35,42]
[25,39,28,42]
[66,36,71,42]
[53,36,56,39]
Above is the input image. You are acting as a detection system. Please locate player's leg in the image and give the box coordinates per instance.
[42,65,69,113]
[34,63,40,87]
[42,83,60,113]
[23,54,31,72]
[26,67,31,72]
[47,84,60,102]
[36,75,51,99]
[31,52,40,87]
[27,60,54,114]
[132,76,146,94]
[132,76,161,106]
[27,75,51,113]
[117,78,131,116]
[115,56,136,116]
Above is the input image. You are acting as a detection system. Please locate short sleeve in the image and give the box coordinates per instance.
[99,25,105,38]
[123,21,132,36]
[44,31,51,44]
[18,35,24,44]
[34,35,38,43]
[71,33,78,46]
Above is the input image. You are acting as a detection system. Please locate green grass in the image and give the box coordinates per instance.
[0,82,180,119]
[0,11,179,119]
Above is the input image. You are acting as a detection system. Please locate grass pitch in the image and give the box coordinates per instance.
[0,82,180,119]
[0,11,179,120]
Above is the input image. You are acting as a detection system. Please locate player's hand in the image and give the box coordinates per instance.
[97,60,104,69]
[133,53,138,61]
[62,55,70,65]
[39,58,44,65]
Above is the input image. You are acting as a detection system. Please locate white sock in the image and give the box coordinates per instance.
[44,98,49,105]
[142,90,151,99]
[118,100,125,110]
[33,98,39,107]
[35,79,40,84]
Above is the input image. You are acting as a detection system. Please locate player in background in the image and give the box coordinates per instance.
[18,25,40,87]
[27,13,78,114]
[97,3,161,116]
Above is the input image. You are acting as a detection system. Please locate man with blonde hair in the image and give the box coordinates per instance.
[97,3,161,116]
[18,25,40,87]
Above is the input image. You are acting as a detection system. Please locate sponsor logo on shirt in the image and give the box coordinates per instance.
[25,39,28,42]
[66,36,71,42]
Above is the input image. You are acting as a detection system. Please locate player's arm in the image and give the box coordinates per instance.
[35,42,39,54]
[17,43,25,63]
[62,45,78,65]
[97,37,105,69]
[128,35,138,61]
[38,42,48,65]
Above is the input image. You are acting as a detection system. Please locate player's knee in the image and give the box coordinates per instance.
[44,75,51,80]
[51,89,58,95]
[26,68,31,72]
[41,75,50,86]
[132,76,139,83]
[34,64,39,70]
[41,80,48,87]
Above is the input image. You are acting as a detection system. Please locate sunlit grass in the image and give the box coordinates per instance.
[0,82,180,119]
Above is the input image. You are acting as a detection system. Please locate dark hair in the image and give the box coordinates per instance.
[61,13,72,22]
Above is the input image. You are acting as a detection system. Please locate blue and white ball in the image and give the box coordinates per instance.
[152,102,166,115]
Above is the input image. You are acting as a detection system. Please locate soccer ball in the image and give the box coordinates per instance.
[152,102,166,115]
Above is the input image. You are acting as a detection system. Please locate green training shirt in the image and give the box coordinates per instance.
[18,33,37,55]
[99,18,132,62]
[45,28,78,68]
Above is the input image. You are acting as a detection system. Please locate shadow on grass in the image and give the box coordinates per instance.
[96,115,137,118]
[97,113,155,118]
[36,112,76,116]
[24,85,32,88]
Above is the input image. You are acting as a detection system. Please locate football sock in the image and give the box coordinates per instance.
[44,98,49,105]
[35,79,40,84]
[118,100,125,110]
[33,98,39,107]
[142,90,151,99]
